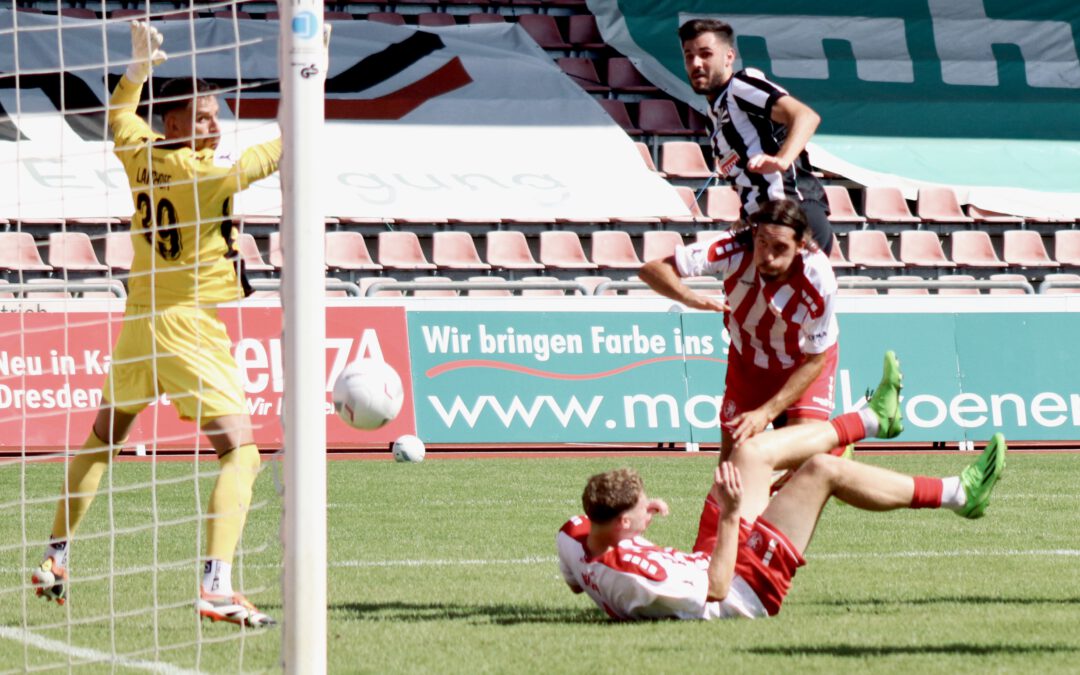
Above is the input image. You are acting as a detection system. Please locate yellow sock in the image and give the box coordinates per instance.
[51,430,120,540]
[206,444,261,563]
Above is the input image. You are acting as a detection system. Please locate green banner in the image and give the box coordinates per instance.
[407,309,1080,444]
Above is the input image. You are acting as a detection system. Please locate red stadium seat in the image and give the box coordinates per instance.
[468,13,505,24]
[863,187,920,224]
[326,231,383,272]
[823,186,866,224]
[377,232,437,271]
[567,14,604,50]
[467,276,512,297]
[637,100,688,136]
[846,230,904,269]
[61,8,97,18]
[660,142,712,179]
[597,99,641,135]
[359,277,403,298]
[949,231,1008,268]
[0,232,53,273]
[365,12,406,25]
[633,142,662,175]
[936,274,981,296]
[540,231,598,270]
[1002,230,1059,268]
[837,275,878,296]
[485,231,545,271]
[704,186,740,223]
[695,231,723,245]
[412,276,459,298]
[1042,273,1080,295]
[47,232,108,273]
[236,233,274,273]
[590,231,642,269]
[607,58,659,94]
[520,276,567,297]
[988,273,1030,295]
[556,58,608,94]
[24,279,70,299]
[105,232,134,272]
[916,187,974,224]
[642,231,684,261]
[417,13,457,27]
[432,232,491,271]
[967,205,1024,224]
[827,234,855,269]
[686,107,709,136]
[575,275,615,296]
[886,275,931,296]
[517,15,570,50]
[664,186,707,224]
[109,9,145,18]
[1054,230,1080,266]
[898,230,956,268]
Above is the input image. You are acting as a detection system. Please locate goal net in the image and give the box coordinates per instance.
[0,3,326,671]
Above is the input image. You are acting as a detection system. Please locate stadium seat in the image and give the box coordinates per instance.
[704,185,740,223]
[0,280,14,299]
[597,99,641,135]
[540,231,599,270]
[417,13,457,27]
[886,275,931,295]
[60,7,96,18]
[637,100,688,136]
[827,234,855,269]
[467,13,505,24]
[567,14,605,50]
[109,9,145,18]
[846,230,904,269]
[520,276,567,297]
[485,231,545,271]
[898,230,956,268]
[968,205,1024,224]
[326,231,383,272]
[432,231,491,271]
[411,276,458,298]
[863,187,920,224]
[642,231,684,261]
[0,232,53,273]
[633,142,663,175]
[517,15,571,50]
[24,279,70,300]
[358,276,403,298]
[47,232,108,273]
[236,233,274,273]
[949,231,1008,268]
[916,187,974,224]
[988,273,1031,295]
[268,232,283,270]
[104,232,134,272]
[1053,230,1080,266]
[1041,273,1080,295]
[213,10,253,19]
[377,232,437,271]
[823,186,866,224]
[664,186,707,224]
[936,273,981,296]
[556,57,608,94]
[575,275,615,296]
[365,12,406,25]
[590,231,643,269]
[660,142,712,179]
[467,276,512,297]
[161,11,198,21]
[695,231,723,245]
[606,58,659,95]
[686,107,709,136]
[1002,230,1059,268]
[837,275,878,296]
[323,12,354,22]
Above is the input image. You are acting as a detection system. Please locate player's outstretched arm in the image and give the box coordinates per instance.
[109,21,167,137]
[639,258,729,312]
[705,463,742,602]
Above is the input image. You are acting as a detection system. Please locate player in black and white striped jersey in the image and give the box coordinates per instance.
[679,19,833,255]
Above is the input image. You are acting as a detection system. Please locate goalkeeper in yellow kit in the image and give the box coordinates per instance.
[32,22,281,627]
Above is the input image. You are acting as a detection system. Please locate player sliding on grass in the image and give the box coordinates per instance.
[29,21,302,628]
[557,352,1007,620]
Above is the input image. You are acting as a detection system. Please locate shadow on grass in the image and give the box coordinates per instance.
[802,595,1080,608]
[331,601,607,625]
[744,644,1080,657]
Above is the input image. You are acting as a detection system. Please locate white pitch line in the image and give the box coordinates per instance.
[0,626,201,675]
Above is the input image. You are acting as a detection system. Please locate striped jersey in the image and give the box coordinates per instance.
[556,515,768,621]
[674,229,838,370]
[109,75,282,308]
[706,68,826,216]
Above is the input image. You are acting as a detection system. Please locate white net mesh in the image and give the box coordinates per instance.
[0,4,285,671]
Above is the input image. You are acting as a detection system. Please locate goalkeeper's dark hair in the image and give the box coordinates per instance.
[156,78,217,118]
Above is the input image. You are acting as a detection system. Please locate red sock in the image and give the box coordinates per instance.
[910,476,943,509]
[829,412,866,447]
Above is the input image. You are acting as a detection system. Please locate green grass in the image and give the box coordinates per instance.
[2,452,1079,673]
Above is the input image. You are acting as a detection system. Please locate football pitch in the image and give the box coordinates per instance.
[3,451,1079,673]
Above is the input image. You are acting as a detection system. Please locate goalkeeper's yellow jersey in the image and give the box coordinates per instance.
[109,76,282,308]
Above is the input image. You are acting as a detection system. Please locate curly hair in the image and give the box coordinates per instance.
[582,468,644,524]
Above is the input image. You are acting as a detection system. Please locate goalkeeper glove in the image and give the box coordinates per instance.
[126,20,167,84]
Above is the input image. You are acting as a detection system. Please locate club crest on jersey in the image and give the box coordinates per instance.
[722,398,737,421]
[747,531,764,552]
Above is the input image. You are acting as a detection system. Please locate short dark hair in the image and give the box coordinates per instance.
[582,468,643,524]
[678,19,734,46]
[155,77,216,118]
[747,199,811,242]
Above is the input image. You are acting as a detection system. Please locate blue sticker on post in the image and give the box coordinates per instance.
[291,11,318,39]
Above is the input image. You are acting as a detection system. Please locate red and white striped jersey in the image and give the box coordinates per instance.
[674,230,838,370]
[556,516,767,621]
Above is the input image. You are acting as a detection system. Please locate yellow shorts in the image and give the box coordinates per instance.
[101,304,246,422]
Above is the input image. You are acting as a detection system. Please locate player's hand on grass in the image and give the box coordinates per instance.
[646,498,670,517]
[746,153,789,175]
[127,21,167,84]
[729,408,771,444]
[714,462,742,515]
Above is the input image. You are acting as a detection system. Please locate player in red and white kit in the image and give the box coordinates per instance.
[639,199,838,459]
[557,353,1008,621]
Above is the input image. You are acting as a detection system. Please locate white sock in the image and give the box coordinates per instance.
[858,408,879,438]
[44,538,68,568]
[202,559,233,596]
[940,476,966,511]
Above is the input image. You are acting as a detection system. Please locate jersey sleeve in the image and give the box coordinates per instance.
[731,69,788,120]
[108,75,154,159]
[202,138,283,197]
[799,254,839,354]
[673,231,745,279]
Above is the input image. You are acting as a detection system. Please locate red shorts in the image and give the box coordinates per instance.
[692,496,805,616]
[721,344,838,428]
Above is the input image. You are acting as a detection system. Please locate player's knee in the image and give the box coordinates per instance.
[799,453,843,484]
[234,443,261,474]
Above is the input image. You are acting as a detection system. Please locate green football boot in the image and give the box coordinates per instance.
[958,433,1007,519]
[866,350,904,439]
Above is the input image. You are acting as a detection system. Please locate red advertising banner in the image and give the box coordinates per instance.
[0,304,413,451]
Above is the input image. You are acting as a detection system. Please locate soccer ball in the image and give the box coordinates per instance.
[333,359,405,430]
[392,434,425,463]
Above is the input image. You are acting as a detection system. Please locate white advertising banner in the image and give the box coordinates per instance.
[0,13,687,221]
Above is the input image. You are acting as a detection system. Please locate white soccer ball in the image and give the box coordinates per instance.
[333,359,405,430]
[392,434,425,463]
